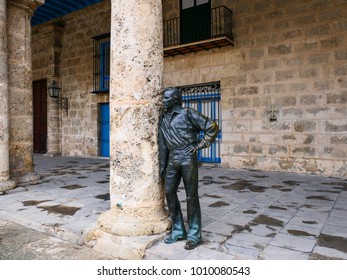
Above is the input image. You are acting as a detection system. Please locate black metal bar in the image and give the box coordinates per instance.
[164,17,179,47]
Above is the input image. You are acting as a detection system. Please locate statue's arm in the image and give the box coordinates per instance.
[200,118,219,148]
[185,109,219,154]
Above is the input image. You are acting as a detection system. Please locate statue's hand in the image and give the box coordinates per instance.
[160,168,166,180]
[184,144,198,155]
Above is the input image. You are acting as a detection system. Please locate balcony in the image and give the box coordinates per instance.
[163,6,234,57]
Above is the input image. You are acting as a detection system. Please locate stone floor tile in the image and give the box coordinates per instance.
[233,202,266,213]
[219,243,261,259]
[183,246,234,260]
[280,223,321,237]
[225,232,272,250]
[217,212,256,227]
[259,245,309,260]
[202,221,235,236]
[260,208,298,222]
[202,231,228,242]
[304,198,337,208]
[310,246,347,260]
[247,223,281,237]
[269,233,316,252]
[294,209,330,222]
[321,225,347,238]
[144,241,191,260]
[246,195,280,207]
[325,215,347,227]
[334,202,347,211]
[17,236,111,260]
[202,204,237,220]
[287,215,325,230]
[330,208,347,217]
[201,214,215,227]
[60,218,98,235]
[202,231,228,250]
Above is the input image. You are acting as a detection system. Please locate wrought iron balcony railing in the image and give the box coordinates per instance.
[163,6,234,57]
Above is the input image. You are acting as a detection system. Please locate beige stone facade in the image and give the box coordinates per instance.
[29,0,347,177]
[32,1,111,157]
[162,0,347,177]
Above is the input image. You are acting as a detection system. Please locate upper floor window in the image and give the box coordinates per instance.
[181,0,211,44]
[92,33,110,93]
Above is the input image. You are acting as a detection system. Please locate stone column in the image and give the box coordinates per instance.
[0,0,16,192]
[7,0,44,185]
[95,0,170,259]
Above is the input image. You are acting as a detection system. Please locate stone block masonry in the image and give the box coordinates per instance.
[32,1,111,157]
[163,0,347,177]
[31,0,346,177]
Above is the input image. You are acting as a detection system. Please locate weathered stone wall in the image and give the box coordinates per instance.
[32,24,63,155]
[163,0,178,20]
[59,2,110,156]
[32,0,111,157]
[32,0,347,176]
[163,0,347,177]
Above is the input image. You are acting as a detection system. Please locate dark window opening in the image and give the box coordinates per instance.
[180,0,211,44]
[92,33,110,93]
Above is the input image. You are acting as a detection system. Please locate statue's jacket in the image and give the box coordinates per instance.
[159,104,219,173]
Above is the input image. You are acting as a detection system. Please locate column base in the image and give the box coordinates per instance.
[98,207,171,237]
[0,180,17,192]
[90,229,165,259]
[44,152,61,157]
[13,172,41,186]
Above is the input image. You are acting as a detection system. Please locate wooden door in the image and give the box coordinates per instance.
[33,79,47,153]
[99,103,110,157]
[180,0,211,44]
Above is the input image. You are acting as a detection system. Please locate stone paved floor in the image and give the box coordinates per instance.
[0,154,347,260]
[0,218,111,260]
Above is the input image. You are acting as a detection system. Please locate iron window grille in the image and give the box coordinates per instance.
[92,33,110,93]
[179,82,222,163]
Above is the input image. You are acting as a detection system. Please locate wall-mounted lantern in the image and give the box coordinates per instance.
[48,80,68,113]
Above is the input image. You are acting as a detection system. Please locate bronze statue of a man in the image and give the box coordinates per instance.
[159,87,219,250]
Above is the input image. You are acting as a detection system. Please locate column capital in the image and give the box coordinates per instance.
[7,0,44,14]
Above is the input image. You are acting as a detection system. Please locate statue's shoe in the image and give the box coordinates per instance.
[184,240,200,250]
[164,235,186,244]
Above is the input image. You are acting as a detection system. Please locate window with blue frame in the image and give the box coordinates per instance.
[92,33,110,93]
[179,82,222,164]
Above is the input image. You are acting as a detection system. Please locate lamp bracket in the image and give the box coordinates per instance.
[53,97,68,113]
